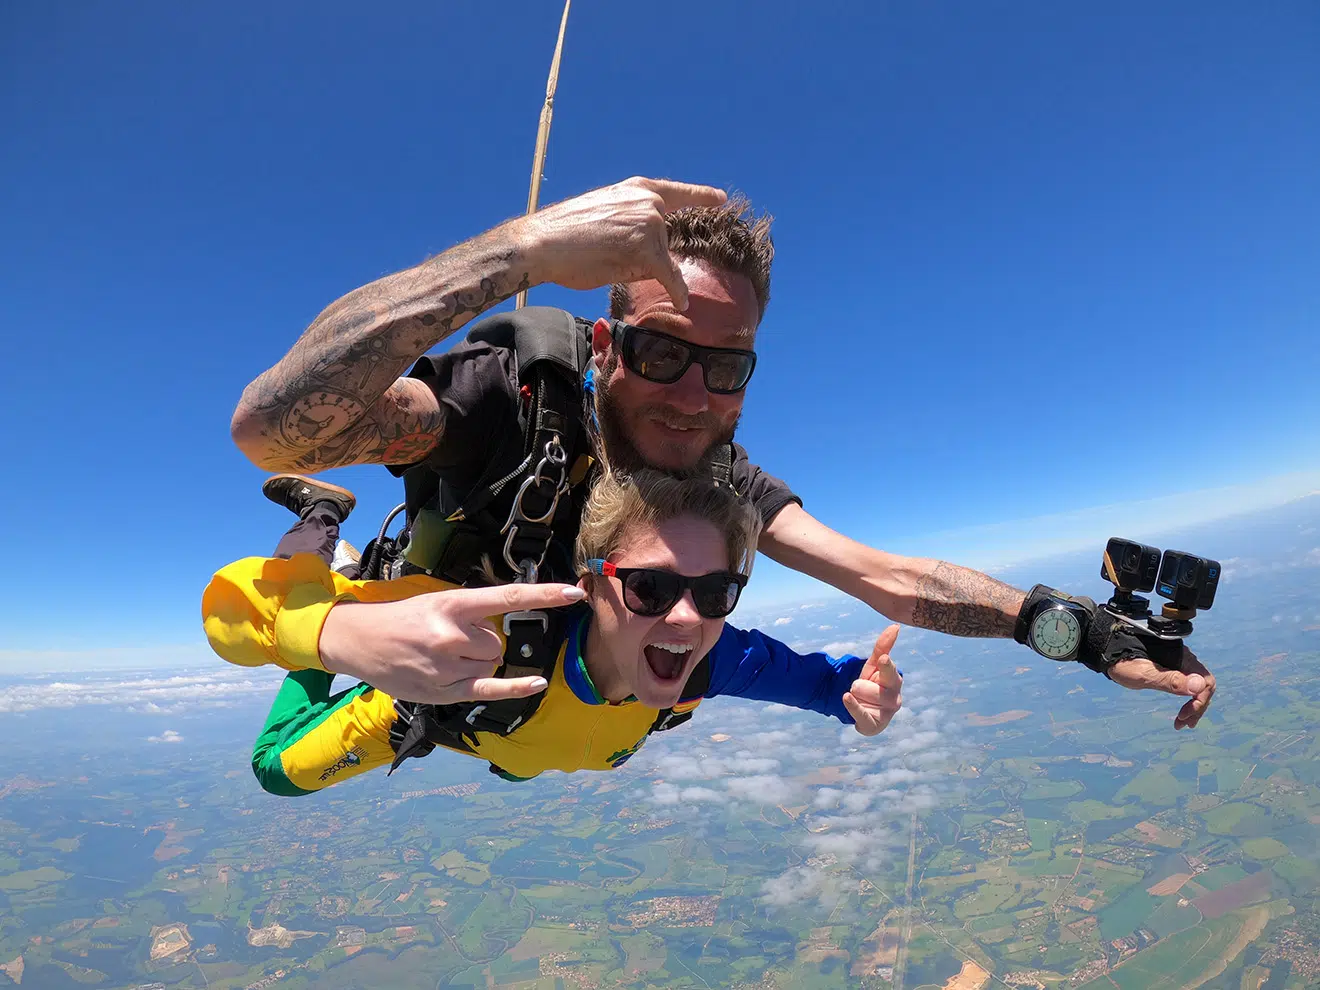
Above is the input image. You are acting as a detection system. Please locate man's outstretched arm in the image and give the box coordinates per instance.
[760,503,1025,637]
[231,177,727,472]
[759,502,1216,729]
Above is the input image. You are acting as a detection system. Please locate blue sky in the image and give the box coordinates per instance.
[1,1,1317,662]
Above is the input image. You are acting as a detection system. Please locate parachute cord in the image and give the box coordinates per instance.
[515,0,573,310]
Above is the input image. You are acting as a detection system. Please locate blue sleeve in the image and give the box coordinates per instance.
[704,625,866,724]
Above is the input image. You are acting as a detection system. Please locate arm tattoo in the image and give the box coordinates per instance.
[234,227,530,468]
[258,386,447,474]
[910,562,1025,638]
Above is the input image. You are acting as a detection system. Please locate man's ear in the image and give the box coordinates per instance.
[591,318,612,365]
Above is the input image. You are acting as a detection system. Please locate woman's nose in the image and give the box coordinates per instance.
[665,590,703,626]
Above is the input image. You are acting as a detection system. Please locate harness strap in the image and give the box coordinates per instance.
[387,700,437,774]
[710,442,734,490]
[648,656,711,735]
[386,605,584,774]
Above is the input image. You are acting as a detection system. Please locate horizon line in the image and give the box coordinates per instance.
[3,469,1317,673]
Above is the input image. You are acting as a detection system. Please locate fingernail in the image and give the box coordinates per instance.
[562,587,586,600]
[530,677,548,690]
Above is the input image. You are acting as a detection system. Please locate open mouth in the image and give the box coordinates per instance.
[644,642,694,682]
[650,416,707,435]
[652,422,699,438]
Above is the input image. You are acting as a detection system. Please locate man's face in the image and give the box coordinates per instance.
[592,259,758,473]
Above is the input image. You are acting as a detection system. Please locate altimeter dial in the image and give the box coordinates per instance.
[1028,605,1082,660]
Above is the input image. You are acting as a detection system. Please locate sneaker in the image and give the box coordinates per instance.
[331,539,362,574]
[262,474,357,521]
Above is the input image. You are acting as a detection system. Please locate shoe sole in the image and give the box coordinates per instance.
[262,474,358,511]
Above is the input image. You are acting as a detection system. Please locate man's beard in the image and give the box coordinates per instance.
[594,352,739,477]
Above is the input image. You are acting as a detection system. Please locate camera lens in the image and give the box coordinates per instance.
[1123,548,1139,570]
[1179,557,1200,586]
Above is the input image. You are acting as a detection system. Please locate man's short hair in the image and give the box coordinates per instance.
[608,196,774,324]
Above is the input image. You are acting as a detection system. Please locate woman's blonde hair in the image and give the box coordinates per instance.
[574,467,762,578]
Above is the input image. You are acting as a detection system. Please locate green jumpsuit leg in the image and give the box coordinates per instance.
[251,670,373,796]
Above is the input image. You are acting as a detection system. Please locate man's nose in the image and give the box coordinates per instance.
[661,362,709,415]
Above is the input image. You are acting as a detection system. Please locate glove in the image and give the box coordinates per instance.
[1078,600,1184,679]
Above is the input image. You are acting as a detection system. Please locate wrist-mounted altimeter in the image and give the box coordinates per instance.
[1015,585,1091,661]
[1013,538,1221,681]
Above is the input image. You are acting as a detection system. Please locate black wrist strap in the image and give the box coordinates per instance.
[1013,584,1057,645]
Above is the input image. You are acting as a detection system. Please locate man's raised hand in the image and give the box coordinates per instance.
[843,624,905,737]
[518,176,727,311]
[1107,647,1216,731]
[318,582,587,705]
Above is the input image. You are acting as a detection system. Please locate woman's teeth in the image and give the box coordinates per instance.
[644,642,693,681]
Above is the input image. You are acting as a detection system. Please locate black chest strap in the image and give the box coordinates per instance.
[387,604,581,774]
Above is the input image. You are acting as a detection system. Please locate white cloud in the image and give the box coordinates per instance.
[859,767,922,789]
[148,729,183,744]
[813,787,843,809]
[726,774,795,804]
[0,667,282,715]
[652,751,783,782]
[773,617,793,626]
[650,782,727,805]
[820,640,869,657]
[625,646,972,903]
[762,865,841,909]
[0,643,218,675]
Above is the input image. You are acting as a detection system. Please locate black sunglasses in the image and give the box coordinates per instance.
[587,559,747,618]
[609,320,757,395]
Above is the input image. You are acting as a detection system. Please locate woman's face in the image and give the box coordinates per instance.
[584,514,732,710]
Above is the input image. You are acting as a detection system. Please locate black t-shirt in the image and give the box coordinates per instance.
[385,339,801,544]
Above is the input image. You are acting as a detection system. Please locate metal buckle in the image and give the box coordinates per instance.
[498,436,570,579]
[464,704,487,726]
[505,474,563,527]
[502,528,542,583]
[503,610,549,637]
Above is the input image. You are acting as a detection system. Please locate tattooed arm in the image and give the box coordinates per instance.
[760,504,1219,729]
[759,503,1025,637]
[231,177,728,472]
[230,228,531,471]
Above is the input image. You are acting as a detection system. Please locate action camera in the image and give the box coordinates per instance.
[1156,550,1221,611]
[1101,538,1161,593]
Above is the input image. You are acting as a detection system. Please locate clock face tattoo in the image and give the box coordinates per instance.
[280,392,366,448]
[1029,606,1082,660]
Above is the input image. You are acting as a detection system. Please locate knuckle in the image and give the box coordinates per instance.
[425,614,456,642]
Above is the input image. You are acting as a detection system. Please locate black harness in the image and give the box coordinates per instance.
[387,608,713,780]
[373,306,722,780]
[383,306,594,589]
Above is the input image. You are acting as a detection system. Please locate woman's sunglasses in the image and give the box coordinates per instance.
[609,320,757,395]
[586,559,747,618]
